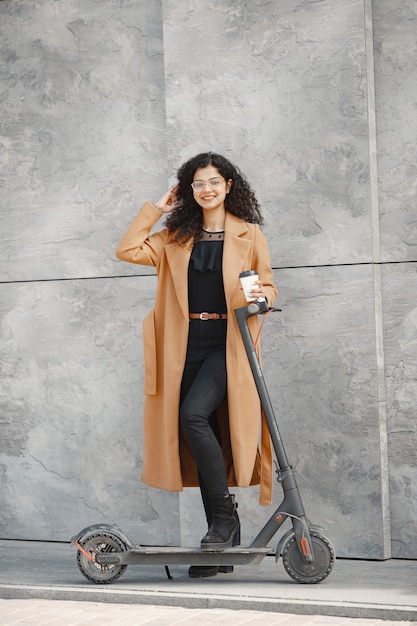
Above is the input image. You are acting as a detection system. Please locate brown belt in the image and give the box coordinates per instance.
[189,312,228,321]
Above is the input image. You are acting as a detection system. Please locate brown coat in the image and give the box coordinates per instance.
[116,202,278,504]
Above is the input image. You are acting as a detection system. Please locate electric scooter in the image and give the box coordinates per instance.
[72,300,335,584]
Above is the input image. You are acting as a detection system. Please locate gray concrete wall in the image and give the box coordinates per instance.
[0,0,416,560]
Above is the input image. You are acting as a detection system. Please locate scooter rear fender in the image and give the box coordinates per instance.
[71,523,134,549]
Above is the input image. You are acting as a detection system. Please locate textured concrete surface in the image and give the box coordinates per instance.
[0,0,416,564]
[0,0,166,282]
[163,0,373,269]
[374,1,417,263]
[381,262,417,558]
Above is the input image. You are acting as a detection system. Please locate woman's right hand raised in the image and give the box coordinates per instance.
[155,185,182,213]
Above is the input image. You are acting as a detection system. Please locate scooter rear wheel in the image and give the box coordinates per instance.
[282,529,335,584]
[76,531,128,584]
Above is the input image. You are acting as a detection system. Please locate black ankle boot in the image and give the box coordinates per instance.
[189,508,240,577]
[188,564,219,578]
[200,494,239,552]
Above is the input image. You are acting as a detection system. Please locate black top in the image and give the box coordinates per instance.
[188,232,227,314]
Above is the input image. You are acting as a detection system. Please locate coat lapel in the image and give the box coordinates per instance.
[223,213,252,310]
[165,241,192,322]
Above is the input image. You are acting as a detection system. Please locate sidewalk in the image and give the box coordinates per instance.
[1,598,416,625]
[1,539,416,624]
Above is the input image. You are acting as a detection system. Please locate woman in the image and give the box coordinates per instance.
[116,152,277,577]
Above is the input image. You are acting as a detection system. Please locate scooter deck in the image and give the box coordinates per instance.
[96,545,270,566]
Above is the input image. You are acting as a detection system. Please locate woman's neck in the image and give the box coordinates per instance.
[202,207,226,232]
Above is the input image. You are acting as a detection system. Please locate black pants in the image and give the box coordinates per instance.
[180,320,228,500]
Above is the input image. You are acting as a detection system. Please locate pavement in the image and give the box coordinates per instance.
[1,539,417,625]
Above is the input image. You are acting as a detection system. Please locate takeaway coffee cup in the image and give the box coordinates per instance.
[239,270,260,302]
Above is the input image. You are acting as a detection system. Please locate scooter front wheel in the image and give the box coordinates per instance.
[282,529,335,584]
[76,531,128,584]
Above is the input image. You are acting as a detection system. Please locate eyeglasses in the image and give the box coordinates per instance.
[191,177,225,192]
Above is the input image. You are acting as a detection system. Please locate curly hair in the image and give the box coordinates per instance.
[165,152,263,245]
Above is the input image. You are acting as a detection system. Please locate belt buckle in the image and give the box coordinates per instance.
[199,312,210,320]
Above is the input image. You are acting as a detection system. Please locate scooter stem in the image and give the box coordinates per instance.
[234,302,290,470]
[235,302,313,563]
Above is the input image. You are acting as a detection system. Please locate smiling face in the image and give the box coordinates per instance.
[192,165,232,212]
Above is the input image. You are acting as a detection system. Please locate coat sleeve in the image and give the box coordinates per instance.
[115,202,170,267]
[252,226,278,306]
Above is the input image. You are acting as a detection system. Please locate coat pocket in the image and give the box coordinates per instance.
[142,310,157,395]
